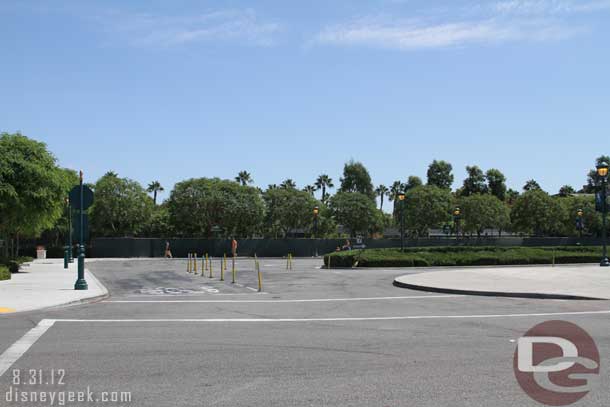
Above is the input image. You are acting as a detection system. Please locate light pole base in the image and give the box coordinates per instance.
[74,279,88,290]
[601,258,610,267]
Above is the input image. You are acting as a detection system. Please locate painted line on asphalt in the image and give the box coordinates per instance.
[51,310,610,323]
[0,319,55,377]
[103,295,463,304]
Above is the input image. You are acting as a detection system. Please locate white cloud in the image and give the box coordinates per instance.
[493,0,610,14]
[315,16,582,50]
[98,9,282,47]
[313,0,610,51]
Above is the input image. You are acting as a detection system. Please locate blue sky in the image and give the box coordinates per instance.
[2,0,609,205]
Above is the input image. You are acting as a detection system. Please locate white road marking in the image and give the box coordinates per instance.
[246,287,258,292]
[0,319,55,377]
[103,295,462,303]
[51,310,610,323]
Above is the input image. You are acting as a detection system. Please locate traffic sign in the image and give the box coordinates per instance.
[73,214,90,242]
[69,185,94,210]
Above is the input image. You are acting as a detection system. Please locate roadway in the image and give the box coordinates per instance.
[0,258,609,406]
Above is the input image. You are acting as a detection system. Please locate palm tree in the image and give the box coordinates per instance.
[280,179,297,189]
[375,184,389,211]
[388,180,404,202]
[147,181,164,205]
[235,171,253,186]
[315,174,334,202]
[267,184,278,191]
[303,185,316,196]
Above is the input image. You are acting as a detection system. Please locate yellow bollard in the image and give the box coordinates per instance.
[193,253,198,274]
[209,257,213,278]
[286,253,293,271]
[220,258,225,281]
[257,260,262,292]
[328,255,331,270]
[205,253,209,271]
[232,256,236,283]
[201,256,205,275]
[224,253,228,271]
[187,253,191,273]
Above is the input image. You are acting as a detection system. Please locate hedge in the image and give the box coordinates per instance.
[324,246,603,268]
[0,265,10,281]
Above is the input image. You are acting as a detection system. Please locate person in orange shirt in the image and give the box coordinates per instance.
[231,238,238,258]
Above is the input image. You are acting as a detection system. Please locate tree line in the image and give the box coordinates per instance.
[1,132,609,251]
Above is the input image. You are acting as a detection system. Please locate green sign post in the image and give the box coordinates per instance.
[69,173,94,290]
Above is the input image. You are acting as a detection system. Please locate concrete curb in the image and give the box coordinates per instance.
[392,279,604,301]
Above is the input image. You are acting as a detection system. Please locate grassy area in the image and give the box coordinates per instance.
[324,246,603,268]
[0,265,10,281]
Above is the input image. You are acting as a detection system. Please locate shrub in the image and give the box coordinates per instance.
[324,246,602,268]
[0,266,10,281]
[7,261,20,273]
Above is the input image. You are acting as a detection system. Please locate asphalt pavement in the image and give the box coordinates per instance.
[0,258,609,406]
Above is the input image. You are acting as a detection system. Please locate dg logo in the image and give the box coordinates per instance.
[513,320,600,406]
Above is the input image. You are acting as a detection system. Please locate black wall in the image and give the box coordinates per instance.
[88,237,605,258]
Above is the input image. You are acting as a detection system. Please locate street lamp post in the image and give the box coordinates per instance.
[576,208,584,239]
[597,162,609,267]
[68,199,73,263]
[74,171,88,290]
[64,197,69,269]
[453,207,461,241]
[313,206,319,257]
[398,192,406,252]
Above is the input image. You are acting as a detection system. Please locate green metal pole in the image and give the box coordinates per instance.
[68,202,73,263]
[75,173,88,290]
[400,200,405,252]
[602,177,609,267]
[64,199,69,269]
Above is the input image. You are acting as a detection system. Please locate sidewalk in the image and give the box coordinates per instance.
[0,259,108,314]
[393,264,610,300]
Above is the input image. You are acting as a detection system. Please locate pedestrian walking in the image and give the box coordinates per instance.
[164,241,173,258]
[231,237,238,258]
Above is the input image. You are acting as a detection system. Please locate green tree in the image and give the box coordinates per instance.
[558,185,576,197]
[506,188,520,205]
[0,133,75,257]
[523,179,542,192]
[375,184,389,211]
[146,180,164,204]
[403,185,452,237]
[329,192,383,237]
[582,155,610,193]
[459,194,510,237]
[263,186,319,237]
[280,179,297,189]
[511,190,564,236]
[314,174,334,202]
[388,181,405,202]
[303,185,316,196]
[426,160,454,190]
[486,168,507,201]
[460,165,488,197]
[168,178,264,238]
[557,195,600,236]
[339,160,375,200]
[90,173,154,237]
[405,176,422,191]
[142,203,174,237]
[235,171,253,186]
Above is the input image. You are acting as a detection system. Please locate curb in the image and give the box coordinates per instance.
[392,279,605,301]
